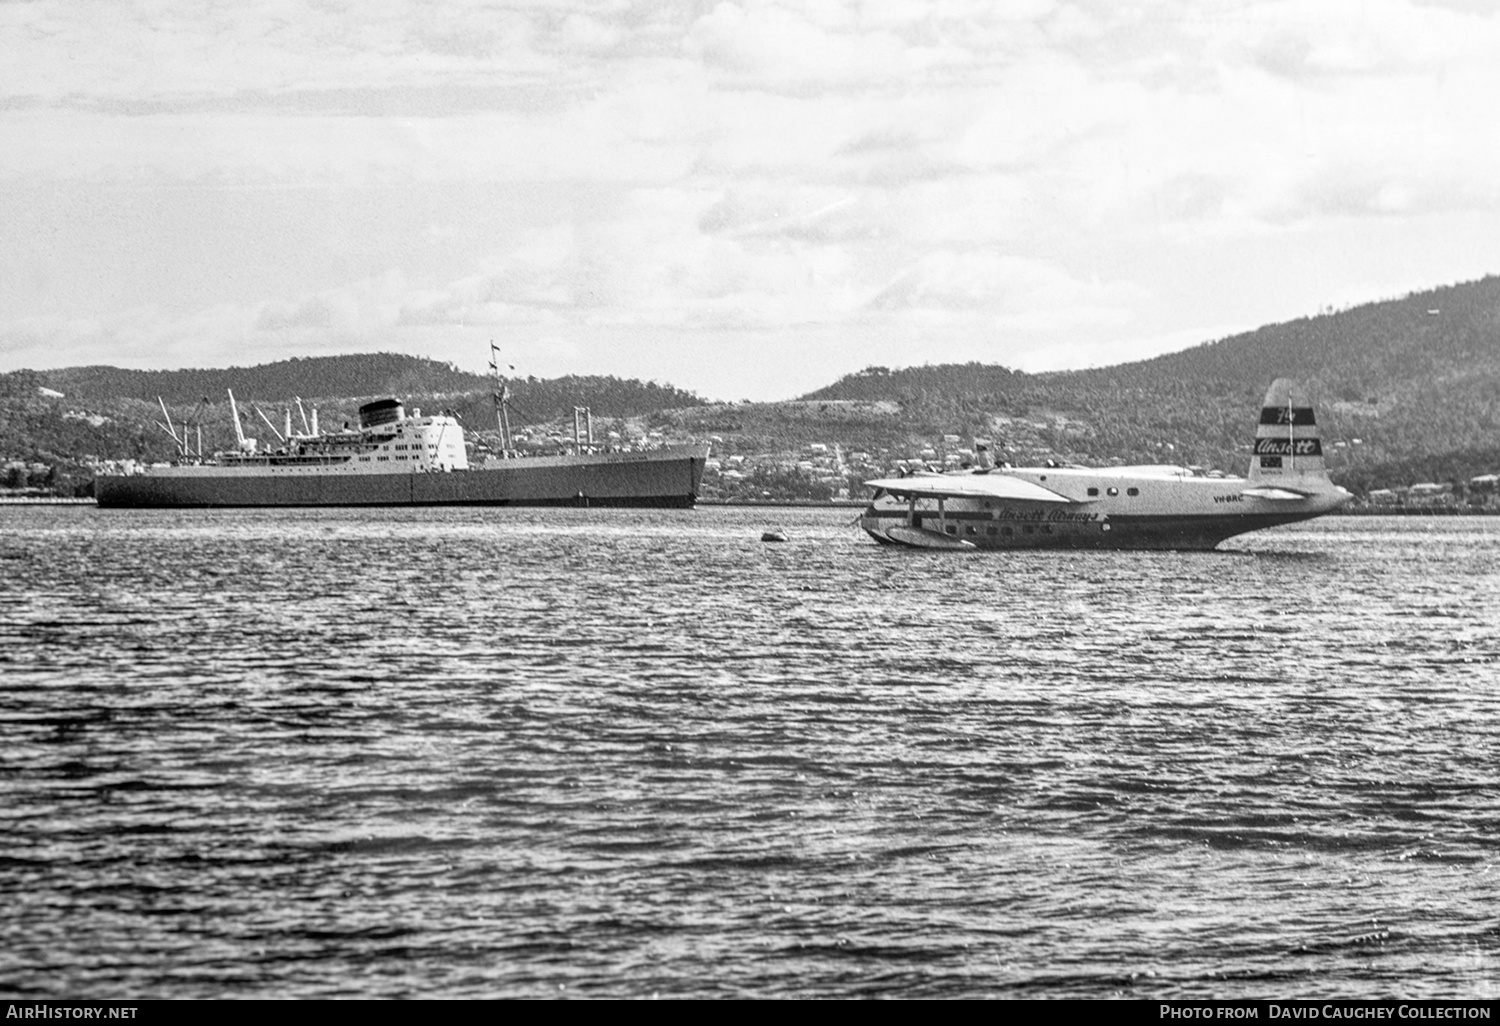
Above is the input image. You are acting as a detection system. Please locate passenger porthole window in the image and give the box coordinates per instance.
[1107,487,1119,496]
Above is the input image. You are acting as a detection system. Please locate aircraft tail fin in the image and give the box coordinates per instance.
[1247,378,1330,486]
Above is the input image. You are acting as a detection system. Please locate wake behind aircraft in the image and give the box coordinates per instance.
[860,378,1351,551]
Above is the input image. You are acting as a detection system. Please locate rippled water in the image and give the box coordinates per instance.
[2,506,1498,999]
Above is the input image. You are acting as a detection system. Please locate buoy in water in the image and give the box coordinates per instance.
[761,530,789,543]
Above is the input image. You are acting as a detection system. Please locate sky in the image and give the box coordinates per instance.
[4,0,1500,401]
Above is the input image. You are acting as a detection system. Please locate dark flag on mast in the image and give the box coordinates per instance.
[488,342,514,453]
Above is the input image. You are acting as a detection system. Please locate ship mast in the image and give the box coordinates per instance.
[572,407,593,455]
[489,342,514,456]
[227,389,249,451]
[156,397,186,456]
[253,404,286,443]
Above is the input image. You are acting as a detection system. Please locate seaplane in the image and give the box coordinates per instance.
[859,379,1351,551]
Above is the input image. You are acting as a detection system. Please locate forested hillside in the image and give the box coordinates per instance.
[39,353,488,404]
[31,353,705,419]
[805,277,1500,489]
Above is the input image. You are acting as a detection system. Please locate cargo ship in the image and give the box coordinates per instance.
[95,391,709,509]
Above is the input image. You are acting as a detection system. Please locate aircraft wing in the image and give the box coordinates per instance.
[1240,486,1311,500]
[865,473,1076,504]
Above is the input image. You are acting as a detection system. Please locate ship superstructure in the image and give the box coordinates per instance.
[211,394,470,476]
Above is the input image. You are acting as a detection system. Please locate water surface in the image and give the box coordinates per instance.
[2,507,1498,998]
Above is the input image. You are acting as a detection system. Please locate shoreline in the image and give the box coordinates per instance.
[2,495,1493,516]
[698,499,1497,516]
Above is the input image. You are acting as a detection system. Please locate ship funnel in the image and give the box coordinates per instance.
[358,398,405,430]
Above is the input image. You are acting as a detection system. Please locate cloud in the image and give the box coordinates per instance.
[254,271,411,335]
[11,0,1500,232]
[696,188,869,242]
[3,267,431,370]
[686,3,915,90]
[2,1,581,103]
[11,189,1137,372]
[1224,0,1497,80]
[8,0,1500,397]
[866,250,1145,330]
[3,303,261,369]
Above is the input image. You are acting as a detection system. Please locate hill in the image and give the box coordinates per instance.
[38,353,489,405]
[29,352,705,423]
[796,276,1500,492]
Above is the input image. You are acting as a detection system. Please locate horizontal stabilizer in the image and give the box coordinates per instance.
[864,473,1075,504]
[1240,486,1310,500]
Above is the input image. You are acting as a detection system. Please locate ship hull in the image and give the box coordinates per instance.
[96,446,709,509]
